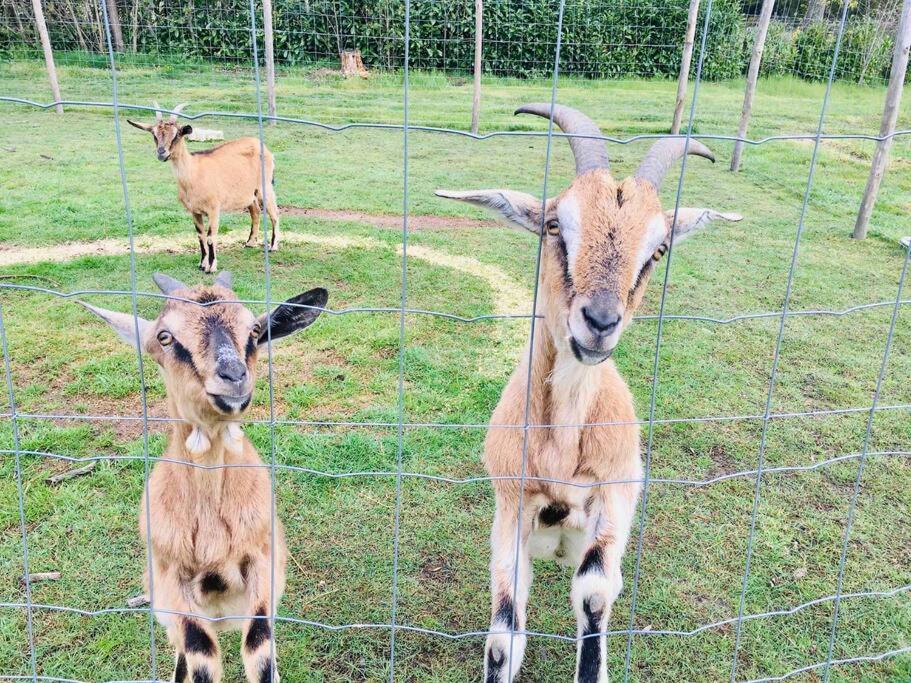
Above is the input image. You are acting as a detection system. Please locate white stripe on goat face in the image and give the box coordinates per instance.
[635,212,668,273]
[556,195,583,271]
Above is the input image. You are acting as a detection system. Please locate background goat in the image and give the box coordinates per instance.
[128,103,281,274]
[437,103,741,683]
[82,271,328,683]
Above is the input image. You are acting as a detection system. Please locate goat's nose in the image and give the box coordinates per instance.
[217,360,248,383]
[582,306,620,335]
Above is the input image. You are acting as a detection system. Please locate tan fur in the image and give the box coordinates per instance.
[129,117,280,273]
[121,282,287,682]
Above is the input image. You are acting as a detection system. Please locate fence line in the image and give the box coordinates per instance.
[1,0,909,681]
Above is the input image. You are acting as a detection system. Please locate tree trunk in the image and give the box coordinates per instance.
[68,0,90,53]
[340,49,368,77]
[471,0,483,135]
[31,0,64,113]
[801,0,825,27]
[105,0,123,51]
[854,0,911,239]
[671,0,700,135]
[130,0,139,51]
[731,0,775,172]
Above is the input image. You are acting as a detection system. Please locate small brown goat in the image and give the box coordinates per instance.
[438,103,740,683]
[128,103,280,274]
[83,271,328,683]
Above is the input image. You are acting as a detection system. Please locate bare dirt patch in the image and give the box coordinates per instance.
[280,206,500,231]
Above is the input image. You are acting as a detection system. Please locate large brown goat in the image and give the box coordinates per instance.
[83,271,328,682]
[129,103,280,274]
[437,103,740,683]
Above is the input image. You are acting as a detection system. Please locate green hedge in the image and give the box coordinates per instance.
[5,1,900,83]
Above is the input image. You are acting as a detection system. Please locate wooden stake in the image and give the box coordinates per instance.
[731,0,775,172]
[471,0,483,135]
[31,0,63,114]
[854,0,911,239]
[671,0,700,135]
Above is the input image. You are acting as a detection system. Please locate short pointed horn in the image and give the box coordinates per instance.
[635,138,715,190]
[152,272,189,296]
[515,103,609,175]
[169,102,189,123]
[152,100,162,123]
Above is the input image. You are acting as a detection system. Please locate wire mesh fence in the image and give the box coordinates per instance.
[1,0,911,681]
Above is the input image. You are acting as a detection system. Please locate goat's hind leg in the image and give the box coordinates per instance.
[484,496,533,683]
[265,189,280,252]
[168,615,223,683]
[245,200,261,248]
[571,482,638,683]
[241,570,281,682]
[204,209,220,274]
[192,213,207,271]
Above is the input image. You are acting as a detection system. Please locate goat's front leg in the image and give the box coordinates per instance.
[205,209,220,273]
[571,482,639,683]
[485,496,533,683]
[192,212,207,271]
[240,561,281,683]
[168,614,223,683]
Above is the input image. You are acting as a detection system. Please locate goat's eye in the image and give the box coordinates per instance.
[545,220,560,236]
[157,331,174,346]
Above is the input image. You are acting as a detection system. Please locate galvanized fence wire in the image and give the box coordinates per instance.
[1,0,911,681]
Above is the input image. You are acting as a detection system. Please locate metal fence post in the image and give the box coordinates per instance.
[731,0,775,172]
[671,0,700,135]
[263,0,277,123]
[471,0,483,135]
[853,0,911,239]
[31,0,63,114]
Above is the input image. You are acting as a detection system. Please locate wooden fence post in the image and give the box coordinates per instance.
[731,0,775,172]
[31,0,63,114]
[853,0,911,239]
[263,0,277,124]
[671,0,700,135]
[471,0,483,135]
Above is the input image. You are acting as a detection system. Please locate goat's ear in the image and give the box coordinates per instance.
[80,302,151,351]
[435,189,544,233]
[256,288,328,346]
[127,119,153,132]
[179,124,193,137]
[665,208,742,244]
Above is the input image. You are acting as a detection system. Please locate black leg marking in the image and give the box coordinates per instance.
[192,670,213,683]
[200,572,227,594]
[245,607,271,653]
[207,242,216,268]
[259,660,274,683]
[577,598,604,683]
[184,620,216,656]
[538,502,570,526]
[577,546,603,576]
[173,653,187,683]
[493,594,514,630]
[485,646,505,683]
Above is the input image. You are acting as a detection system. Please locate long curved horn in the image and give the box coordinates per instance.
[169,102,189,123]
[152,272,189,296]
[515,103,609,175]
[635,138,715,190]
[152,100,162,123]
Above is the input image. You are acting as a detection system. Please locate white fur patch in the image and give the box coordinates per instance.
[223,423,244,455]
[185,427,210,455]
[556,195,583,269]
[635,212,667,271]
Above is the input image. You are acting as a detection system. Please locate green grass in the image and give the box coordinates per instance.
[1,58,911,682]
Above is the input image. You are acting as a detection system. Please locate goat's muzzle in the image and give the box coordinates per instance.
[567,290,623,365]
[157,147,169,161]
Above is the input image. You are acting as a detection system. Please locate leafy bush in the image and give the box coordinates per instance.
[757,20,796,76]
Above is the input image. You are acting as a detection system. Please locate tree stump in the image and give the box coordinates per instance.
[340,50,369,78]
